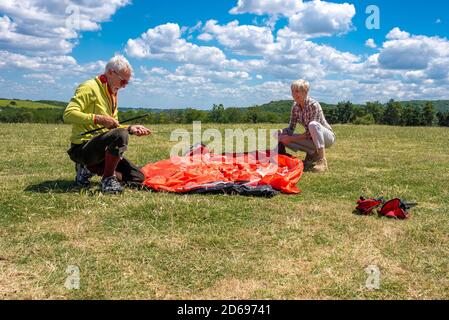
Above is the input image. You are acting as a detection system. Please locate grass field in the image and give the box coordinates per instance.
[0,123,448,300]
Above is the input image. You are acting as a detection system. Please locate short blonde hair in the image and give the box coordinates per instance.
[291,79,310,94]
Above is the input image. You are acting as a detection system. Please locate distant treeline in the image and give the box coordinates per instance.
[0,106,64,123]
[113,100,449,127]
[1,99,449,127]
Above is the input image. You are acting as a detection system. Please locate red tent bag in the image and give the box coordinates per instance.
[378,198,417,220]
[356,197,385,215]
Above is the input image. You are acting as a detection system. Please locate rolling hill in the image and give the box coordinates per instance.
[0,99,66,109]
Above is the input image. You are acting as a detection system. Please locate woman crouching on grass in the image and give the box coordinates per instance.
[277,80,336,173]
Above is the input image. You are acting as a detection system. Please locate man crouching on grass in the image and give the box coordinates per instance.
[63,54,151,194]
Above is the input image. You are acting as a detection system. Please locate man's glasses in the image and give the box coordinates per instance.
[113,70,130,86]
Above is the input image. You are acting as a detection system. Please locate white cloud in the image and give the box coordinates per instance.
[230,0,303,16]
[0,0,126,100]
[0,0,130,55]
[73,60,106,74]
[308,78,447,104]
[125,23,227,65]
[198,33,214,41]
[0,50,76,71]
[142,67,170,76]
[403,70,425,84]
[378,29,449,72]
[365,38,377,49]
[0,15,74,55]
[23,73,56,84]
[268,27,361,77]
[426,59,449,80]
[230,0,356,38]
[176,64,251,83]
[185,21,203,34]
[165,74,208,86]
[139,63,252,88]
[0,49,106,79]
[288,1,356,37]
[221,58,268,76]
[202,20,274,55]
[255,15,280,31]
[196,20,360,80]
[127,25,449,107]
[386,27,410,40]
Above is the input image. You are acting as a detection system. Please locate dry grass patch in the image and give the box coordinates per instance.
[1,124,449,299]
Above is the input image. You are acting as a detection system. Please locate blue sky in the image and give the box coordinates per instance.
[1,0,448,109]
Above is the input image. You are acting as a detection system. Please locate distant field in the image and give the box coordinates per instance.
[0,123,448,299]
[0,99,65,109]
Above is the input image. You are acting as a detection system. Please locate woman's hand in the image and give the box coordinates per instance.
[278,133,292,144]
[273,129,283,139]
[279,132,310,144]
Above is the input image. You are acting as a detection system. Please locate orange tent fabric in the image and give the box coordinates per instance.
[141,146,303,194]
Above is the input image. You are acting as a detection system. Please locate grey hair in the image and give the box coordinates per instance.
[105,54,133,76]
[291,79,310,94]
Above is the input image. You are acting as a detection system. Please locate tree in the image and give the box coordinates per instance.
[322,106,338,124]
[183,108,207,123]
[224,107,244,123]
[437,112,449,127]
[22,111,34,122]
[210,104,225,123]
[365,101,384,124]
[246,106,261,123]
[353,114,375,125]
[336,101,354,124]
[422,101,435,126]
[158,113,168,124]
[352,105,366,121]
[383,99,403,125]
[402,103,422,126]
[260,112,281,123]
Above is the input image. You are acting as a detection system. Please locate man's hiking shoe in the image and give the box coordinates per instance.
[101,176,124,194]
[75,163,94,187]
[311,158,328,173]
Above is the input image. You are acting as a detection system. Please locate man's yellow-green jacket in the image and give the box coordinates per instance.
[63,75,127,145]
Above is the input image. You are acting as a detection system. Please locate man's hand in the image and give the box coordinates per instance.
[95,115,120,129]
[128,125,151,137]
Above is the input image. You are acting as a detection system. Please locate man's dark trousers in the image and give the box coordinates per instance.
[67,128,144,185]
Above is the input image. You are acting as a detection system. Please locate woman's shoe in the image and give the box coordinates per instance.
[304,152,319,171]
[311,158,328,173]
